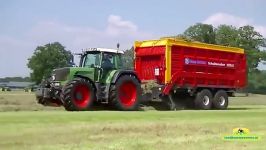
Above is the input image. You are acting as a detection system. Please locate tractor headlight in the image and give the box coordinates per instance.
[54,82,60,87]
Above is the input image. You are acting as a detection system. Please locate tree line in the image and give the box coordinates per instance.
[0,77,31,82]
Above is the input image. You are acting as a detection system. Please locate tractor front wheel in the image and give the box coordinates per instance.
[109,75,141,111]
[62,78,95,111]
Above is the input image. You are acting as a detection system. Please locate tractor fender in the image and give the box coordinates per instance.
[73,74,97,92]
[111,70,141,84]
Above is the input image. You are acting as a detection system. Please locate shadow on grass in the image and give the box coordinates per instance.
[227,107,250,110]
[140,101,186,111]
[89,101,170,111]
[142,101,265,111]
[89,102,265,111]
[227,106,265,110]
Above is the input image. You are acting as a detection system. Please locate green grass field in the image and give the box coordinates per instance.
[0,91,266,150]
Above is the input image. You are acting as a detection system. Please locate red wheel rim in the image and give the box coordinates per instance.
[73,84,90,108]
[119,81,137,107]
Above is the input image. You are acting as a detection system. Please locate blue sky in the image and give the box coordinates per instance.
[0,0,266,77]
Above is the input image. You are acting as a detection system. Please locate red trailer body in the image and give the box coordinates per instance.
[134,38,246,96]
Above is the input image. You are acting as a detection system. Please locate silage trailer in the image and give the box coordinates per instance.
[134,38,246,110]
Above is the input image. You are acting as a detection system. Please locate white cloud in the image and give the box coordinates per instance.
[203,12,251,27]
[106,15,138,36]
[0,15,156,77]
[28,15,154,51]
[203,12,266,37]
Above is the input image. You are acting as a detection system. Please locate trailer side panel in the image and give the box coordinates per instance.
[170,45,246,89]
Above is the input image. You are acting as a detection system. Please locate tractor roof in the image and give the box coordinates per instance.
[83,48,124,54]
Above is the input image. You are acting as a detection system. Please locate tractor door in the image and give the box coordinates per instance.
[100,52,116,80]
[82,52,101,81]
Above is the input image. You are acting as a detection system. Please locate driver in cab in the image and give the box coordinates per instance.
[101,53,114,70]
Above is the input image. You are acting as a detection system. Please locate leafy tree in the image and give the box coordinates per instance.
[122,47,134,69]
[0,77,31,82]
[27,42,72,84]
[237,25,266,73]
[247,71,266,94]
[183,23,216,44]
[215,25,239,46]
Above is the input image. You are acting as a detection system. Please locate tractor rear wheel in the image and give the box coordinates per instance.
[109,75,141,111]
[62,78,95,111]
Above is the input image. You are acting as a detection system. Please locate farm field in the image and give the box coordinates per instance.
[0,91,266,150]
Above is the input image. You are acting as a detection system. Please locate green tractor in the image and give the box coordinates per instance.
[36,48,141,111]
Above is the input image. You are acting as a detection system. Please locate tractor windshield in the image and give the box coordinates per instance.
[83,52,101,68]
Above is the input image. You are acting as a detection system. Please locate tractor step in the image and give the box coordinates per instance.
[96,83,109,104]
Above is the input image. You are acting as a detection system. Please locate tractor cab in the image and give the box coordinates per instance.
[78,48,124,81]
[79,48,124,68]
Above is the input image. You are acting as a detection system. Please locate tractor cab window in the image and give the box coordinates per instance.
[101,53,115,69]
[83,52,101,68]
[116,54,123,69]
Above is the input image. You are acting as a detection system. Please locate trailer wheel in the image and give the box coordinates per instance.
[109,75,141,111]
[194,89,212,110]
[213,90,228,110]
[62,78,95,111]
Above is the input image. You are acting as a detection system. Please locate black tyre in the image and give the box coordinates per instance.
[194,89,213,110]
[109,75,141,111]
[61,78,95,111]
[213,90,228,110]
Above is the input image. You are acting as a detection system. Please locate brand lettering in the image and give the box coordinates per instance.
[184,58,235,68]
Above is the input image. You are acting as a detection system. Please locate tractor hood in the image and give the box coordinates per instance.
[52,67,95,82]
[52,67,70,81]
